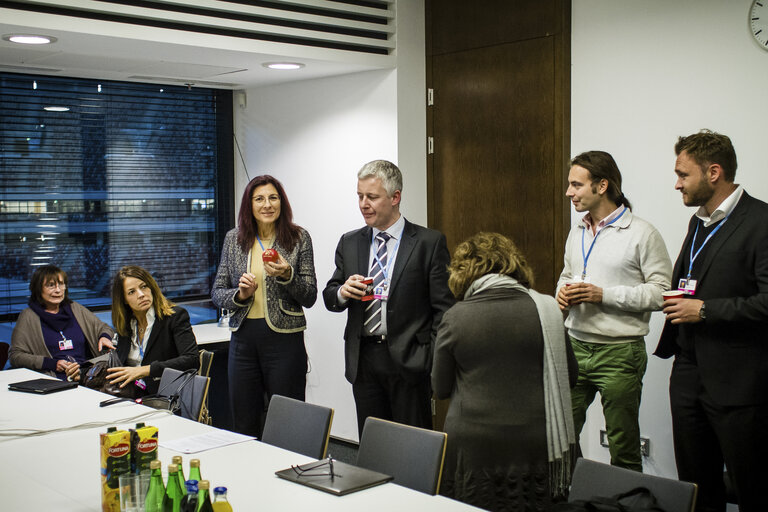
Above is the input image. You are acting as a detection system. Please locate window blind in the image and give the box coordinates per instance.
[0,72,233,320]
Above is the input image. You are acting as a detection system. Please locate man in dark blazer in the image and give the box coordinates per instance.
[656,130,768,512]
[323,160,453,436]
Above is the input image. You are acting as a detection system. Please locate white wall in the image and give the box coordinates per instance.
[233,3,426,442]
[572,0,768,478]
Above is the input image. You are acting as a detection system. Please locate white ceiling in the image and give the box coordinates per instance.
[0,19,392,90]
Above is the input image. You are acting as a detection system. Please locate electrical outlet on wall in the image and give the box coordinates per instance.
[599,430,650,457]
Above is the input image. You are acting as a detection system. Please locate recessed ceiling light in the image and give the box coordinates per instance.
[43,106,70,112]
[262,62,305,70]
[3,34,57,45]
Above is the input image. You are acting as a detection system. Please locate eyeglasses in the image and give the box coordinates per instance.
[44,282,66,290]
[252,195,280,205]
[291,455,335,478]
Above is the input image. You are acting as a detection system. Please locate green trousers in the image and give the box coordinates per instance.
[570,337,647,472]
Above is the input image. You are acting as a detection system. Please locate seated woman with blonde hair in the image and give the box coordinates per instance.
[108,265,198,395]
[432,232,578,511]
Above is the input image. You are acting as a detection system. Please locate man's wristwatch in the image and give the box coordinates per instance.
[698,302,707,320]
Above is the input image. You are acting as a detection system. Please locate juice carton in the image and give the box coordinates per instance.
[130,423,158,474]
[100,426,131,512]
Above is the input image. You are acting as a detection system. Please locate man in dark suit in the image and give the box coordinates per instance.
[323,160,453,436]
[656,130,768,512]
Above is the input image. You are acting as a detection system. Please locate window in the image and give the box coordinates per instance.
[0,73,234,321]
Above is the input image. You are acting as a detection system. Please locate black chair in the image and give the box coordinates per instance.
[569,457,698,512]
[356,417,447,495]
[198,349,213,377]
[0,341,9,370]
[261,395,334,459]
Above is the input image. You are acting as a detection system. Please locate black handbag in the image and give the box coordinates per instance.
[81,350,138,399]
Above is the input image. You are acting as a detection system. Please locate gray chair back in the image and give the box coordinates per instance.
[569,457,698,512]
[356,417,447,495]
[261,395,334,459]
[157,368,210,423]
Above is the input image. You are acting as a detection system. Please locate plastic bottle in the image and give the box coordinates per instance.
[211,487,233,512]
[145,459,166,512]
[163,463,184,512]
[197,480,213,512]
[180,480,199,512]
[189,459,202,483]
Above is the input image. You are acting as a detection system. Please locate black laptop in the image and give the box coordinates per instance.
[8,378,78,394]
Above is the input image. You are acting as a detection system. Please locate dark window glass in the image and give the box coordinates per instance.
[0,73,233,321]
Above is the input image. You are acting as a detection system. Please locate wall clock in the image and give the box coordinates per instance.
[751,0,768,49]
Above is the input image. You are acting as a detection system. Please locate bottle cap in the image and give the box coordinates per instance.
[135,422,145,428]
[185,480,199,493]
[107,427,116,432]
[199,480,210,490]
[168,463,178,473]
[190,459,200,468]
[150,460,161,470]
[172,456,183,464]
[213,487,228,495]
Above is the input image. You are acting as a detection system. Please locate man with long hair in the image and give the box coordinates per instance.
[556,151,671,472]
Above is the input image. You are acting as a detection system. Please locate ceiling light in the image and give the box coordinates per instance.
[43,106,70,112]
[263,62,305,70]
[3,34,57,45]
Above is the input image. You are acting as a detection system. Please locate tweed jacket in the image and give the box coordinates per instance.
[9,301,114,377]
[212,227,317,333]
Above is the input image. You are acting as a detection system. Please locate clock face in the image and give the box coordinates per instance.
[751,0,768,49]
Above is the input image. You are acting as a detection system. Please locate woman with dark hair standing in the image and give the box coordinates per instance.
[212,175,317,437]
[108,265,199,395]
[10,265,114,380]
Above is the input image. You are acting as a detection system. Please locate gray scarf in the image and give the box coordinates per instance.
[465,273,575,496]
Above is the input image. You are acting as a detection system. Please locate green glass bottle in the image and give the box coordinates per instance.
[145,459,166,512]
[163,463,184,512]
[189,459,202,484]
[172,456,187,496]
[197,480,213,512]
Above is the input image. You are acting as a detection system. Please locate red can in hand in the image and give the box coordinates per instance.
[262,248,278,263]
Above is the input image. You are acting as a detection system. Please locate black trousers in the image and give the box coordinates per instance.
[670,355,768,512]
[352,340,432,438]
[228,318,307,438]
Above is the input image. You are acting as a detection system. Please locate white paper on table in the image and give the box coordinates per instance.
[160,430,256,454]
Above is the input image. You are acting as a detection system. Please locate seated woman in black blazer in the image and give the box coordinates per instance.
[107,265,198,395]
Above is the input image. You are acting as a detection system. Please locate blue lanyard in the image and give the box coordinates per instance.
[256,234,269,251]
[137,330,146,358]
[371,233,400,282]
[686,213,731,280]
[580,207,627,279]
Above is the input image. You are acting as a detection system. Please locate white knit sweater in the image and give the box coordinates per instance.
[556,209,672,344]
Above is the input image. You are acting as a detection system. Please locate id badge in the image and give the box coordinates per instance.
[373,283,389,301]
[678,278,697,295]
[59,338,74,350]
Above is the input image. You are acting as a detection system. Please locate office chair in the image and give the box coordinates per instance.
[569,457,698,512]
[198,349,214,377]
[0,341,9,370]
[261,395,334,459]
[156,368,210,423]
[261,395,333,459]
[356,417,447,495]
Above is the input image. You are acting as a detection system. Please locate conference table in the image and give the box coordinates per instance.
[0,368,481,511]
